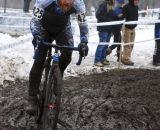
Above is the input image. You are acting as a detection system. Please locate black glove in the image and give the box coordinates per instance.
[32,35,41,49]
[78,43,89,57]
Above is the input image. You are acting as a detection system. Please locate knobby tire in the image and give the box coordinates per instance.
[36,64,50,124]
[42,64,62,130]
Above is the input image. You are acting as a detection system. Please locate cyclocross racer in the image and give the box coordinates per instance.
[26,0,89,114]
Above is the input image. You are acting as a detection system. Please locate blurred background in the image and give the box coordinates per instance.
[0,0,160,15]
[0,0,159,36]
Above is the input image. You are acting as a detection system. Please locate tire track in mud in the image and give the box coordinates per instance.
[0,69,160,130]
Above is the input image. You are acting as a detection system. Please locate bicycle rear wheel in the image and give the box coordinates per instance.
[42,65,62,130]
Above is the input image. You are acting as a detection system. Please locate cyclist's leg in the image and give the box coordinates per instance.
[28,43,50,114]
[29,57,47,96]
[29,18,52,97]
[56,24,73,76]
[27,18,51,114]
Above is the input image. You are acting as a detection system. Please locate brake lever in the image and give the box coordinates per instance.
[76,47,86,65]
[76,55,82,65]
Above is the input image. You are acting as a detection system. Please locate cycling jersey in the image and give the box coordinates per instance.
[35,0,86,14]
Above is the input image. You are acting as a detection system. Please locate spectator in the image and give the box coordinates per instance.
[121,0,139,65]
[153,14,160,66]
[26,0,89,114]
[106,0,125,62]
[94,0,115,67]
[23,0,32,13]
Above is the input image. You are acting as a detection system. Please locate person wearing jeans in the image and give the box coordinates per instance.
[94,32,112,66]
[106,0,124,62]
[94,0,115,67]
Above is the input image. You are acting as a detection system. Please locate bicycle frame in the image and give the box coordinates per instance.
[36,42,82,130]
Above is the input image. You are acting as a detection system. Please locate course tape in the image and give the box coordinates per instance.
[0,34,159,52]
[123,38,160,46]
[0,19,160,29]
[88,19,160,26]
[0,28,159,52]
[96,38,160,46]
[0,13,160,51]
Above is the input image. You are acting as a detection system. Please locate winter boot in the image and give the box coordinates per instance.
[122,45,134,65]
[153,54,160,66]
[102,59,110,65]
[122,60,134,66]
[26,96,38,115]
[94,62,104,67]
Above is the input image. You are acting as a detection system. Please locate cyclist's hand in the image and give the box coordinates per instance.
[32,35,41,48]
[78,42,89,57]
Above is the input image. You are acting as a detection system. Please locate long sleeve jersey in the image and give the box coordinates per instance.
[33,0,88,43]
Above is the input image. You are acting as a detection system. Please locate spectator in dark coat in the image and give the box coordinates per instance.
[153,14,160,66]
[94,0,115,67]
[121,0,139,65]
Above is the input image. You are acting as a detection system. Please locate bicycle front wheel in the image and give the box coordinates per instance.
[42,65,62,130]
[36,62,50,125]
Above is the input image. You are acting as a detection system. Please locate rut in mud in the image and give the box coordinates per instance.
[0,69,160,130]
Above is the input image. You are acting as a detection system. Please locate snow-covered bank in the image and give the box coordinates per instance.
[0,24,160,85]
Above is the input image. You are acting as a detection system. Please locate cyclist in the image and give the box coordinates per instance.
[26,0,89,114]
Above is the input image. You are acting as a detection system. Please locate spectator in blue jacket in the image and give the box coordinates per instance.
[94,0,115,67]
[153,14,160,66]
[26,0,89,114]
[106,0,124,62]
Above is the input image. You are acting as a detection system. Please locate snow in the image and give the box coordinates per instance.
[0,13,160,85]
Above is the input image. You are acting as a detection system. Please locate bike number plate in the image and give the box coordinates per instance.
[33,6,44,20]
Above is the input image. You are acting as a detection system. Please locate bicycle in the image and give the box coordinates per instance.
[35,42,85,130]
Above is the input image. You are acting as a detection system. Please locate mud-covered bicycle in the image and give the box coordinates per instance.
[35,42,85,130]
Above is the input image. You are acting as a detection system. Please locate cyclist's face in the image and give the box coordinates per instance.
[59,0,74,12]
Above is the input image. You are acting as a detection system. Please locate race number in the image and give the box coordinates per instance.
[77,13,86,23]
[33,6,44,20]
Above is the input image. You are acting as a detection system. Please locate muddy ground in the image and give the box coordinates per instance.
[0,69,160,130]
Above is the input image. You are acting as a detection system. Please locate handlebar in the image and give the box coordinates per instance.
[43,42,84,65]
